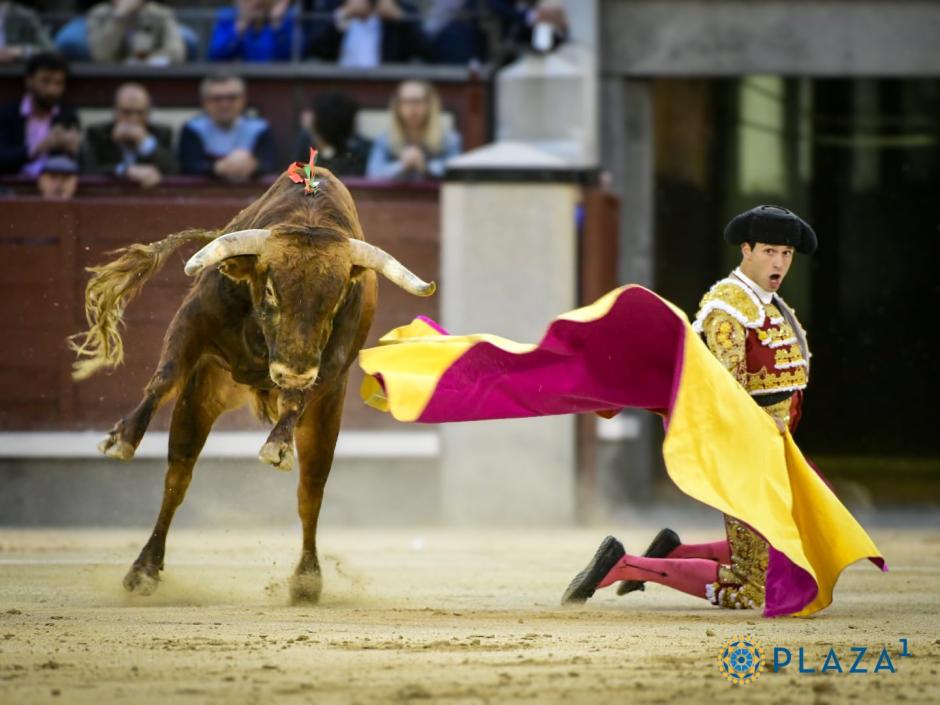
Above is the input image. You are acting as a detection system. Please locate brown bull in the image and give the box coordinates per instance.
[68,168,434,601]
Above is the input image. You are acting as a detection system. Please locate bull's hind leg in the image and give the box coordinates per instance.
[289,379,347,604]
[258,389,307,472]
[124,361,247,595]
[99,305,203,460]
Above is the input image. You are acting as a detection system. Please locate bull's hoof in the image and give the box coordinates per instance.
[98,435,135,461]
[289,571,322,605]
[259,440,294,472]
[123,564,160,596]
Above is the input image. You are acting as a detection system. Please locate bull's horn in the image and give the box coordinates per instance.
[184,229,271,276]
[348,239,436,297]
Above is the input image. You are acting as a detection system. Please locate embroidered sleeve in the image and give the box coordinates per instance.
[702,310,747,387]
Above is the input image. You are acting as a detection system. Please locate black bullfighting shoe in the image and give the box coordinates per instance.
[561,535,625,605]
[616,528,681,596]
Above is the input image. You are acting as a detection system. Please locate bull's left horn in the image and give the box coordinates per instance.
[184,229,271,276]
[348,239,436,297]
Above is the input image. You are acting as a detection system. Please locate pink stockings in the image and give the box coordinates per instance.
[667,540,731,564]
[599,555,718,599]
[601,539,731,600]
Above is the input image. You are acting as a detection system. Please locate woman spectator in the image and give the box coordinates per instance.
[366,80,461,181]
[208,0,298,62]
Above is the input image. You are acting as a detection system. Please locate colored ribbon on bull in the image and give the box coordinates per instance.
[357,285,886,617]
[287,147,320,195]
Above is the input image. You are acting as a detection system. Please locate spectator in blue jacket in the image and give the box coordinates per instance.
[208,0,298,62]
[178,72,277,182]
[366,79,461,181]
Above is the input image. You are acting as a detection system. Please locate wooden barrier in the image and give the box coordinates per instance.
[0,182,440,433]
[0,178,618,445]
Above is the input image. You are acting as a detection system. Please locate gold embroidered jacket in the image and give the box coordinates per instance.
[692,274,810,427]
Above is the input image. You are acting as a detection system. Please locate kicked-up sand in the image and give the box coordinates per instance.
[0,526,938,705]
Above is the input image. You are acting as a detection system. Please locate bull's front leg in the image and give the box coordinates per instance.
[289,378,347,604]
[124,361,244,594]
[258,389,306,471]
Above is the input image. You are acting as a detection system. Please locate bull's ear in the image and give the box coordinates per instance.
[349,265,369,283]
[217,255,257,282]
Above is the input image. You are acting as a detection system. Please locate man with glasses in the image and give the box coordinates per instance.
[179,72,277,183]
[81,82,177,188]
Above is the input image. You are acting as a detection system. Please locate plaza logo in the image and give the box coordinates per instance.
[717,636,912,685]
[718,635,764,685]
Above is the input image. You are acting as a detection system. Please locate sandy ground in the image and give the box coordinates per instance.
[0,526,938,705]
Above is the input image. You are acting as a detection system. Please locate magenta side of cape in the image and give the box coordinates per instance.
[417,288,682,422]
[383,287,862,617]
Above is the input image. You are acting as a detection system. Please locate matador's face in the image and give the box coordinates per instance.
[740,242,794,292]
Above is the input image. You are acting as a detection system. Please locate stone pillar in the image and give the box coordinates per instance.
[596,76,657,511]
[439,143,585,525]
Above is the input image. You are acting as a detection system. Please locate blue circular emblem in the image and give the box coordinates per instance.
[718,635,764,685]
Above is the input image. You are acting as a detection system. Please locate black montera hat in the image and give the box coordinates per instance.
[723,205,817,255]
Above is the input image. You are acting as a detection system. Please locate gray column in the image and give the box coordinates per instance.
[596,77,657,510]
[439,145,582,525]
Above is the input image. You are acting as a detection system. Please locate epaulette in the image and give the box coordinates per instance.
[691,278,765,333]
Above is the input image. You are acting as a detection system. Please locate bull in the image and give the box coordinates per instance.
[68,167,434,601]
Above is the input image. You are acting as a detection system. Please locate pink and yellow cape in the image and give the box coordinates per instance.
[358,285,885,617]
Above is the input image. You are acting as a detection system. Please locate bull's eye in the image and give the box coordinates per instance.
[264,280,278,308]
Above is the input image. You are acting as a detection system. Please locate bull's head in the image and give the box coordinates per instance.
[184,227,434,389]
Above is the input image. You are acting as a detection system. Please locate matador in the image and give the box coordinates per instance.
[562,205,817,610]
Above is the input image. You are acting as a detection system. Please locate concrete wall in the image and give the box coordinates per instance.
[0,455,440,527]
[602,0,940,76]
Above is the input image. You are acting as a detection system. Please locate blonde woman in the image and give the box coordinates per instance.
[366,80,461,181]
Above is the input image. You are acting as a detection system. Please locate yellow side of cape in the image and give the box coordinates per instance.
[664,322,881,616]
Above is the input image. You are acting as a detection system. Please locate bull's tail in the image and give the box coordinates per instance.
[68,228,218,381]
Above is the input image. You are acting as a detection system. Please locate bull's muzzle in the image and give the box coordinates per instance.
[270,363,319,389]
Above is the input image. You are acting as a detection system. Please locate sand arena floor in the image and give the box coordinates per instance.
[0,526,938,705]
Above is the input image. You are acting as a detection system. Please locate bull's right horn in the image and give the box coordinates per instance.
[184,229,271,276]
[348,239,436,297]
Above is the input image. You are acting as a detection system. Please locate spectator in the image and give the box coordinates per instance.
[293,91,371,177]
[504,0,568,53]
[86,0,185,64]
[81,82,177,188]
[0,52,80,176]
[53,17,93,62]
[208,0,298,62]
[179,72,277,182]
[366,80,460,181]
[0,2,54,63]
[305,0,426,67]
[37,153,79,199]
[425,0,568,65]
